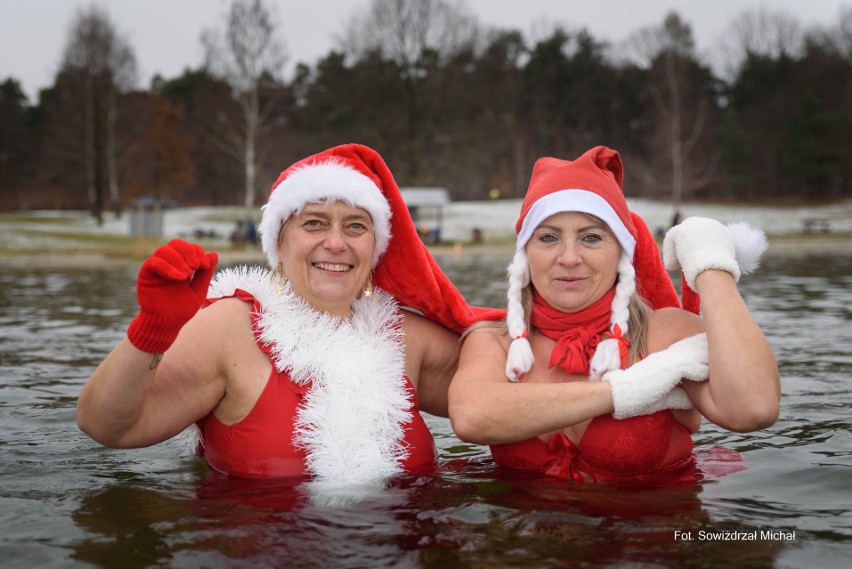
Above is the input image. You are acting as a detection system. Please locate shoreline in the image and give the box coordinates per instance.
[428,234,852,258]
[1,233,850,269]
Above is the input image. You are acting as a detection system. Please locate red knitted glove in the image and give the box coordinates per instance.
[126,239,218,353]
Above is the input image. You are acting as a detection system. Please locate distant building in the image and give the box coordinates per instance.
[128,197,177,238]
[400,187,451,243]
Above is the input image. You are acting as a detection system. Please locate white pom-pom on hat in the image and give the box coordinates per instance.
[728,221,768,275]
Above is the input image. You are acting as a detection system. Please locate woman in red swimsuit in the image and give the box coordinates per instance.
[76,144,500,501]
[449,146,781,485]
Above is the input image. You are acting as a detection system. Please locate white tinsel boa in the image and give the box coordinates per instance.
[208,266,411,500]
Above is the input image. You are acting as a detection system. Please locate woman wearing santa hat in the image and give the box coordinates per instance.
[448,146,780,484]
[77,143,509,498]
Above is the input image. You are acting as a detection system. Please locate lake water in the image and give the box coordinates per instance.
[1,251,850,568]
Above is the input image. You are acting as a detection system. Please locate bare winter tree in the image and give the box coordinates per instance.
[836,5,852,60]
[621,12,719,211]
[808,5,852,60]
[619,11,695,69]
[338,0,480,71]
[59,4,137,222]
[202,0,287,216]
[717,8,804,81]
[335,0,481,181]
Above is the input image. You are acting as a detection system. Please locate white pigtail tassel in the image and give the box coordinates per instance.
[589,252,634,381]
[505,249,534,382]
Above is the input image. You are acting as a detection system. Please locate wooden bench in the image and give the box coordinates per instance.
[803,218,830,233]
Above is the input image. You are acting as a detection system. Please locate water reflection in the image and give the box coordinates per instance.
[1,253,851,568]
[69,467,789,568]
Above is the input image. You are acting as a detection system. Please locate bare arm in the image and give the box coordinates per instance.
[678,270,780,431]
[659,216,780,431]
[76,299,249,447]
[402,310,460,418]
[448,328,613,445]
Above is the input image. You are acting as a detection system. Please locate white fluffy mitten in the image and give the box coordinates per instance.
[643,387,694,415]
[663,217,767,288]
[604,333,708,419]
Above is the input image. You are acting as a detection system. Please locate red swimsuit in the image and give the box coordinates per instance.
[491,411,698,485]
[196,290,437,478]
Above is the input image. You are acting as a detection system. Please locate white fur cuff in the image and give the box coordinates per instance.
[663,217,767,289]
[605,333,708,419]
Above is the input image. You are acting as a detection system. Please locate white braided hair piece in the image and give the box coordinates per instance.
[504,248,637,382]
[505,249,534,382]
[589,251,634,380]
[503,187,638,382]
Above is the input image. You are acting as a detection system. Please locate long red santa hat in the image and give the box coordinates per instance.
[503,146,683,381]
[258,143,503,333]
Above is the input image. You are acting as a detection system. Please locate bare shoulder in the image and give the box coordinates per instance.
[175,298,257,363]
[400,309,460,363]
[401,309,458,344]
[451,325,511,388]
[199,296,254,324]
[467,324,509,346]
[647,307,705,352]
[400,308,434,334]
[460,324,510,360]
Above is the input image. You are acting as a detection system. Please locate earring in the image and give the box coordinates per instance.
[363,274,373,298]
[273,262,285,295]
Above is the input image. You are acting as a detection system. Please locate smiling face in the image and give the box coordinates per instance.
[525,211,621,313]
[278,201,376,317]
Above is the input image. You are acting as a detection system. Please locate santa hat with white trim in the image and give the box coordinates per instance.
[260,150,392,269]
[504,146,681,382]
[259,143,503,333]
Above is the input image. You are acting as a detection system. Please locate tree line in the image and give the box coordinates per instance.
[1,0,850,223]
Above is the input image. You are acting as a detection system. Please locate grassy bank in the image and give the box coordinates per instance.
[1,229,850,269]
[2,208,850,268]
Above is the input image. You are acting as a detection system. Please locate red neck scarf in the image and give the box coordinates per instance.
[530,287,625,375]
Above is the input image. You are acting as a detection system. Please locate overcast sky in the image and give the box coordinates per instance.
[1,0,848,101]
